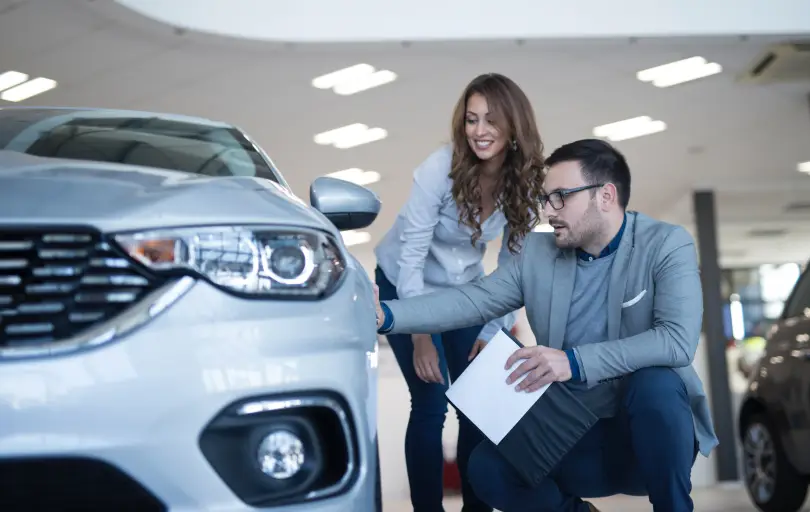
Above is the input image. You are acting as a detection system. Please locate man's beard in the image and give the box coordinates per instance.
[553,206,600,250]
[554,225,580,249]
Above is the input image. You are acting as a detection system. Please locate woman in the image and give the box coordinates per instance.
[374,73,545,511]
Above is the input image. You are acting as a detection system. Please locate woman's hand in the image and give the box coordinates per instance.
[412,333,444,384]
[468,339,487,361]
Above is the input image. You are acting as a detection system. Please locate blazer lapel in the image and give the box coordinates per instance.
[607,213,636,339]
[548,250,576,349]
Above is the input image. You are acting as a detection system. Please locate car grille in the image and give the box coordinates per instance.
[0,228,165,349]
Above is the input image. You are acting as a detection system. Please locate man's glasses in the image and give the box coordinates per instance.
[539,184,604,211]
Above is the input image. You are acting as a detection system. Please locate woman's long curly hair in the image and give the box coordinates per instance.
[449,73,545,253]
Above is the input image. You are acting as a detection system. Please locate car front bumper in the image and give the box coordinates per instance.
[0,274,380,511]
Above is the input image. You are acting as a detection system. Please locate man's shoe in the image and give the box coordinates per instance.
[585,503,601,512]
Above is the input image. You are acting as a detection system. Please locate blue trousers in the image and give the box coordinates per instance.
[467,367,698,512]
[375,267,491,512]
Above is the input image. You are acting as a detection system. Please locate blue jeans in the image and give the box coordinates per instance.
[375,267,491,512]
[467,367,698,512]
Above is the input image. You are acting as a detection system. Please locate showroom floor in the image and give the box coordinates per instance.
[385,482,808,511]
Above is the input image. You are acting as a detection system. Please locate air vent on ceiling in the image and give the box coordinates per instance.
[738,41,810,84]
[748,228,788,238]
[784,201,810,213]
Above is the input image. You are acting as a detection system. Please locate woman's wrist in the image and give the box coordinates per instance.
[412,333,432,345]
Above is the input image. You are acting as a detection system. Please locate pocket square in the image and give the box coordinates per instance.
[621,289,647,308]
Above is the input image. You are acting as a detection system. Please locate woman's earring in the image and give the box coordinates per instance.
[510,139,518,151]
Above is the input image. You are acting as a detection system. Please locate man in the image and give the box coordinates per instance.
[374,139,718,512]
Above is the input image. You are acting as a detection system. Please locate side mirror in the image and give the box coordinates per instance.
[309,177,381,231]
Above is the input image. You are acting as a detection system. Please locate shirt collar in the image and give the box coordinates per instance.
[577,213,627,261]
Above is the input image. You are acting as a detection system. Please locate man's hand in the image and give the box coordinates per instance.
[504,346,572,392]
[413,333,444,384]
[468,339,487,361]
[373,284,384,329]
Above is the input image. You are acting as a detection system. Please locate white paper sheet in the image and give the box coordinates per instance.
[445,329,550,444]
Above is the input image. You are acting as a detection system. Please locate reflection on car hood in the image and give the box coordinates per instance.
[0,151,330,234]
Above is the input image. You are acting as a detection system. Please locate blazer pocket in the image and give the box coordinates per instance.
[621,289,647,308]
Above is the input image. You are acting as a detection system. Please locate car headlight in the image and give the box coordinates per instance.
[114,226,346,298]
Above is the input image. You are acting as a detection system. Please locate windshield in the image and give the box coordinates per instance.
[0,108,282,184]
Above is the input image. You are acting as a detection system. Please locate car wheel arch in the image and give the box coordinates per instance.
[738,398,768,440]
[739,397,793,443]
[740,397,809,477]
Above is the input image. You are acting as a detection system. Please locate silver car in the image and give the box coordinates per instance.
[0,107,382,511]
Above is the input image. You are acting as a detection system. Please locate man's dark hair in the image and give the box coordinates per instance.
[545,138,631,208]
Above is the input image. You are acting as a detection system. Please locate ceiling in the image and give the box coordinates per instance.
[2,0,810,270]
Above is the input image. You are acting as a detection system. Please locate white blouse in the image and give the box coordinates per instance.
[374,144,518,341]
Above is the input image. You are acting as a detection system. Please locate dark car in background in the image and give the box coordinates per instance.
[738,258,810,512]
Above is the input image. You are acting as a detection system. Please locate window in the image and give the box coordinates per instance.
[0,108,281,184]
[720,263,803,338]
[783,264,810,319]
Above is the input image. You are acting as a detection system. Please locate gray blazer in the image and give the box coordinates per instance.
[383,211,719,457]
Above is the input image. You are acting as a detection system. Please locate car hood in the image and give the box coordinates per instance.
[0,151,331,234]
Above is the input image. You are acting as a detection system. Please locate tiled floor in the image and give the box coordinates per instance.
[385,482,809,511]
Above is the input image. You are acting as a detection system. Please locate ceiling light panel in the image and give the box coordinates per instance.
[314,123,387,149]
[593,116,666,142]
[312,64,372,89]
[312,63,397,95]
[637,56,722,88]
[0,76,57,102]
[327,168,381,186]
[798,161,810,174]
[0,71,29,93]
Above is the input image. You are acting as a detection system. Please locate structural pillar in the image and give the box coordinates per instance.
[692,190,739,481]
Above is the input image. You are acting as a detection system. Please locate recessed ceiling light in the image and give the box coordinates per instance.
[0,71,29,93]
[593,116,666,142]
[334,70,396,96]
[533,223,554,233]
[312,64,397,95]
[312,64,374,89]
[342,230,371,246]
[1,77,57,102]
[798,161,810,174]
[637,56,722,88]
[314,123,387,149]
[327,168,381,186]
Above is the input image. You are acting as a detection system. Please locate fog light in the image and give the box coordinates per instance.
[257,430,305,479]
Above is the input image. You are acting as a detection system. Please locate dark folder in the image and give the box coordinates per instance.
[446,328,599,488]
